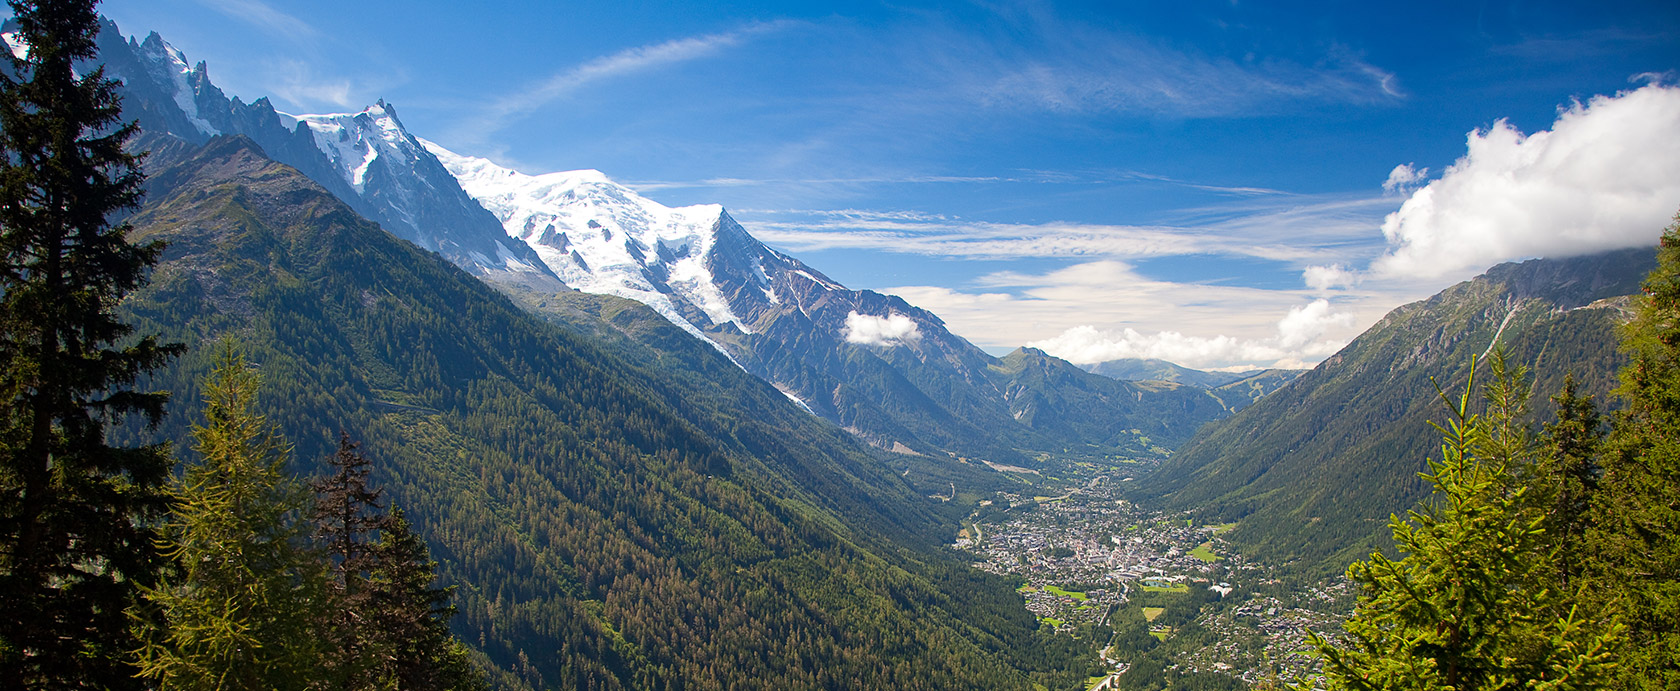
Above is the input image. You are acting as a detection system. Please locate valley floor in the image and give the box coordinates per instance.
[953,464,1353,690]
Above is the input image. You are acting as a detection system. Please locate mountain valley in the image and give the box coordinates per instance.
[1,9,1670,691]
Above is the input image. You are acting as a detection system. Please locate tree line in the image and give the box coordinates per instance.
[1307,217,1680,690]
[0,1,482,688]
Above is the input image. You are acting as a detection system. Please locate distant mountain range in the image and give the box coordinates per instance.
[1080,360,1303,412]
[20,13,1659,688]
[1138,248,1654,572]
[76,18,1255,466]
[118,131,1109,690]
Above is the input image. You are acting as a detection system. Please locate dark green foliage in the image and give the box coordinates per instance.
[1588,214,1680,690]
[134,340,327,690]
[1534,374,1603,588]
[1307,359,1619,691]
[991,347,1230,460]
[1141,250,1652,574]
[116,135,1095,690]
[312,434,388,690]
[0,1,179,686]
[368,507,484,691]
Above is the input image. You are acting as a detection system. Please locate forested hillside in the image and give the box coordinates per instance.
[1137,249,1653,572]
[117,134,1101,690]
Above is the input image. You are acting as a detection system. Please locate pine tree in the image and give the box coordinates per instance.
[0,0,180,686]
[133,340,326,691]
[311,434,388,691]
[1537,374,1602,589]
[370,506,485,691]
[1306,358,1619,691]
[1589,212,1680,690]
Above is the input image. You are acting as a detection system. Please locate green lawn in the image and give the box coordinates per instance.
[1141,583,1189,593]
[1189,541,1223,562]
[1044,585,1088,600]
[1210,522,1238,535]
[1142,606,1166,622]
[1042,617,1065,628]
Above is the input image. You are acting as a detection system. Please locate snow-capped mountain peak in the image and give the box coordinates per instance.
[133,32,216,136]
[281,101,409,194]
[424,140,758,347]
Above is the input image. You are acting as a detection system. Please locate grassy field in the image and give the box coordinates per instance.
[1210,522,1238,535]
[1142,606,1166,622]
[1141,583,1189,593]
[1189,541,1222,562]
[1044,585,1088,600]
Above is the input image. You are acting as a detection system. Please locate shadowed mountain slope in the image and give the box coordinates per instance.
[120,135,1100,690]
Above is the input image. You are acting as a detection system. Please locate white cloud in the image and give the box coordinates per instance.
[1302,264,1357,293]
[1372,83,1680,281]
[475,22,794,135]
[192,0,319,41]
[1024,298,1352,371]
[844,311,922,346]
[268,60,355,109]
[1382,163,1427,195]
[878,261,1388,371]
[970,28,1402,118]
[743,193,1394,266]
[1275,299,1356,351]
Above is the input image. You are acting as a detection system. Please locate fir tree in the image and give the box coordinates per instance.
[0,0,180,686]
[1306,358,1619,691]
[1590,212,1680,690]
[312,433,388,691]
[133,340,326,691]
[369,506,484,691]
[1537,374,1602,589]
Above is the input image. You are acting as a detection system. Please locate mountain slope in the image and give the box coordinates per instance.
[120,135,1097,690]
[1137,249,1654,571]
[59,19,561,287]
[1080,358,1255,388]
[91,17,1236,468]
[432,144,1235,464]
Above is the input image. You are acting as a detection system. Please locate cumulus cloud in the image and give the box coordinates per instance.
[1302,264,1358,293]
[1382,163,1428,195]
[1372,83,1680,281]
[1275,299,1357,350]
[1021,296,1354,371]
[844,311,922,346]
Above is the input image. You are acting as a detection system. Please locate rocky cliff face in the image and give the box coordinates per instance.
[65,20,559,287]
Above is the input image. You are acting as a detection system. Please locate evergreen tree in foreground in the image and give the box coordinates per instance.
[312,434,388,691]
[134,341,327,690]
[1589,213,1680,690]
[308,437,484,691]
[1536,374,1602,590]
[0,0,180,686]
[368,506,485,691]
[1306,356,1620,691]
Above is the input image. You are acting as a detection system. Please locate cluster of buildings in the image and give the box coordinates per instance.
[954,475,1353,686]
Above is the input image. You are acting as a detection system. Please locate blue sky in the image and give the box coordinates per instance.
[101,0,1680,369]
